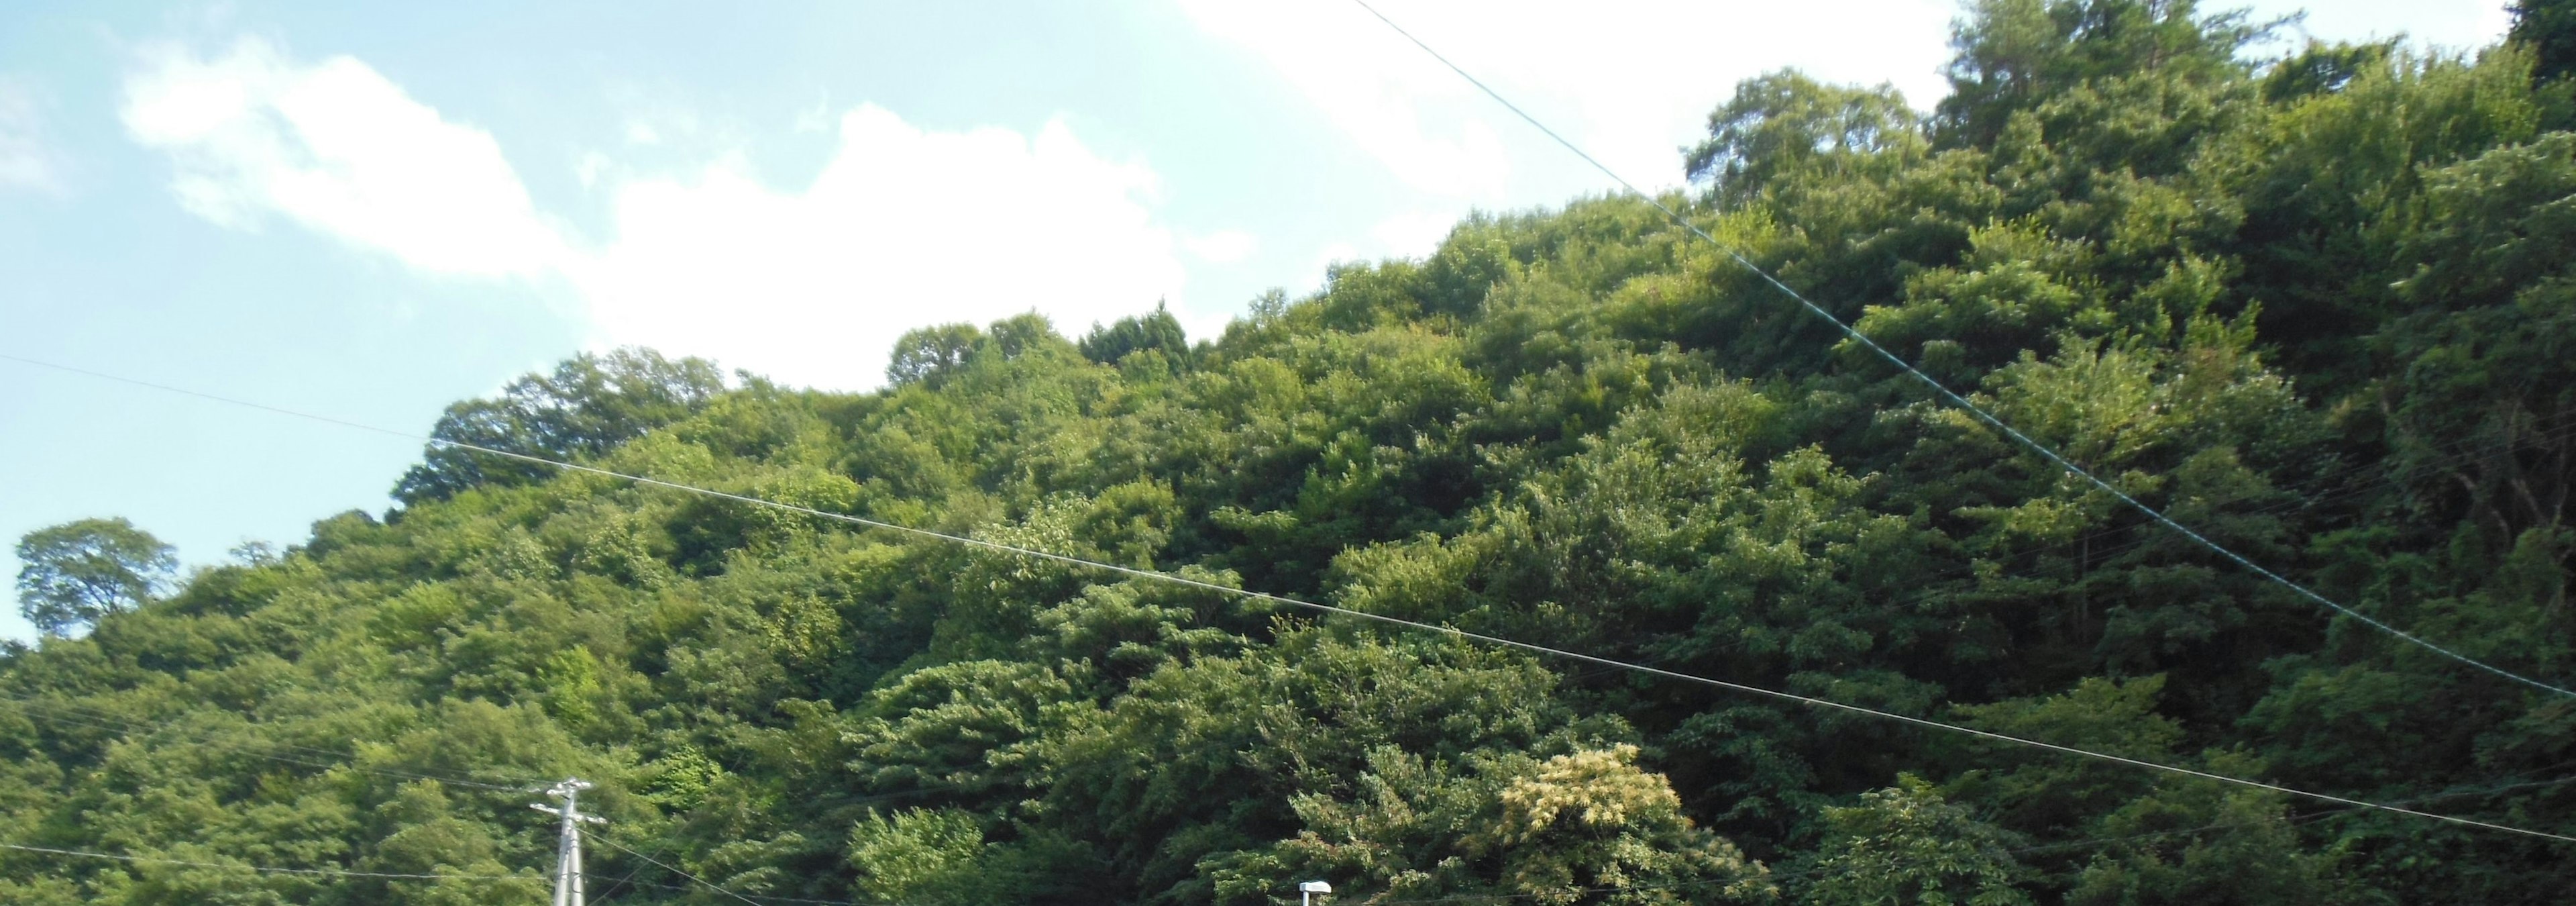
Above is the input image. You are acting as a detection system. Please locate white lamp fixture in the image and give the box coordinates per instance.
[1299,880,1333,906]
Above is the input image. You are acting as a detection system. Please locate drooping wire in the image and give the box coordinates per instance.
[580,836,667,906]
[1338,0,2576,699]
[586,834,823,906]
[1346,772,2576,905]
[16,768,2556,903]
[3,353,2569,844]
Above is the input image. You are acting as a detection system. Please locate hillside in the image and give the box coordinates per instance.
[8,2,2576,903]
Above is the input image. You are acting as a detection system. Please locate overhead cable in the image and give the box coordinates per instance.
[586,834,803,906]
[1340,0,2576,700]
[1324,769,2576,905]
[3,353,2569,845]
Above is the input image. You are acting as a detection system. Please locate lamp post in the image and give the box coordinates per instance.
[1299,880,1332,906]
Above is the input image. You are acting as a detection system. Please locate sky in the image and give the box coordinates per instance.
[0,0,2518,640]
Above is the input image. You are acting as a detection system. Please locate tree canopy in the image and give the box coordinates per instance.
[4,2,2575,903]
[11,517,174,636]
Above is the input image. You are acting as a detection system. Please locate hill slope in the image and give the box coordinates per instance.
[9,2,2576,903]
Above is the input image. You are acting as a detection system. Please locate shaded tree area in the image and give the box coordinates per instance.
[2515,0,2576,85]
[3,2,2575,903]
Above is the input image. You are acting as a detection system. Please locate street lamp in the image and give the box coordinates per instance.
[1299,880,1332,906]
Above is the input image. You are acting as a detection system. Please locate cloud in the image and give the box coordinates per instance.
[2240,0,2512,53]
[1370,210,1458,260]
[1179,0,1957,197]
[121,38,566,277]
[1178,0,1511,200]
[569,106,1189,390]
[1311,240,1362,271]
[121,38,1197,391]
[0,79,69,195]
[1183,229,1256,263]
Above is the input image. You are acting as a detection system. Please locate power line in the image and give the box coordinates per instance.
[1338,0,2576,700]
[3,354,2569,845]
[586,834,833,906]
[1329,773,2576,905]
[582,831,678,906]
[1974,414,2576,581]
[1541,413,2576,690]
[1660,411,2576,648]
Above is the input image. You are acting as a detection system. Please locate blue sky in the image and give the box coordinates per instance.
[0,1,2516,640]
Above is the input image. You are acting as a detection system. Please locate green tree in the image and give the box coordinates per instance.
[1214,744,1775,905]
[13,517,176,636]
[1803,777,2032,906]
[9,6,2576,902]
[848,808,1000,906]
[1936,0,2273,150]
[394,347,726,504]
[1080,303,1193,368]
[2513,0,2576,83]
[1686,70,1923,206]
[887,321,985,386]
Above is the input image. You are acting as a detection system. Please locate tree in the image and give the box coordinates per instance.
[886,322,986,387]
[1935,0,2271,150]
[1079,303,1191,368]
[394,348,726,504]
[13,517,176,636]
[1214,744,1775,905]
[1686,70,1922,206]
[1803,777,2032,906]
[11,9,2576,901]
[2513,0,2576,84]
[847,808,1002,906]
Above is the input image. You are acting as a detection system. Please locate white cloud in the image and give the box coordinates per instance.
[1313,241,1362,268]
[1180,0,1959,198]
[2241,0,2512,52]
[1290,210,1458,291]
[569,106,1189,390]
[1190,1,2517,205]
[1183,229,1257,263]
[121,38,567,277]
[121,38,1198,391]
[0,79,70,195]
[573,150,614,189]
[1179,0,1511,200]
[1370,210,1457,260]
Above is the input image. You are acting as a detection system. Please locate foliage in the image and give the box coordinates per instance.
[5,3,2576,902]
[394,348,726,505]
[2514,0,2576,85]
[1801,776,2029,906]
[1080,303,1195,370]
[12,517,175,636]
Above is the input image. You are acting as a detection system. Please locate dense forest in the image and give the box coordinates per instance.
[11,0,2576,902]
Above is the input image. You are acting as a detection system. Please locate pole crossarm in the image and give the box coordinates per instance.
[535,778,599,906]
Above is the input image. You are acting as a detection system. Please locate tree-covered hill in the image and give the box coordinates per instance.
[10,1,2576,902]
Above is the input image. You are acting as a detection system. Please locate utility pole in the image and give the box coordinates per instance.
[533,778,604,906]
